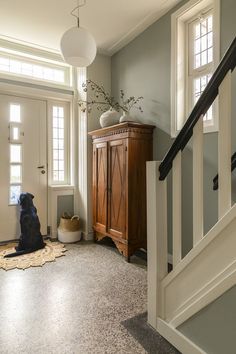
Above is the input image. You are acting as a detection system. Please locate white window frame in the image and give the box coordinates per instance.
[171,0,220,137]
[0,37,72,89]
[48,101,71,186]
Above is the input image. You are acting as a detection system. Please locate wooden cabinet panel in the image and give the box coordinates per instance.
[93,142,107,234]
[89,122,154,262]
[108,140,126,239]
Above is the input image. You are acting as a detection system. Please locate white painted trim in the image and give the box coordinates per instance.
[218,71,232,219]
[147,161,168,328]
[77,67,89,236]
[48,186,75,239]
[172,151,182,268]
[170,259,236,327]
[161,203,236,323]
[107,0,182,55]
[156,318,206,354]
[83,231,94,241]
[47,100,71,186]
[171,0,220,137]
[193,117,204,245]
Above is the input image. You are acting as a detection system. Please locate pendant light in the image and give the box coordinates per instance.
[60,0,97,67]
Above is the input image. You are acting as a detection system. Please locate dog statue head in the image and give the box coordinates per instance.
[19,193,35,210]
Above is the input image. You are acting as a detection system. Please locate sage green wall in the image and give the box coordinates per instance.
[111,0,236,351]
[178,285,236,354]
[111,0,235,256]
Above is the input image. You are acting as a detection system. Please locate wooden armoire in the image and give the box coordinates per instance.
[89,122,155,262]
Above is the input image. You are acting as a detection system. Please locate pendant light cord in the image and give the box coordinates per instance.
[71,0,86,27]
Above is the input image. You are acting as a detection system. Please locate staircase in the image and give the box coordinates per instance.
[147,37,236,354]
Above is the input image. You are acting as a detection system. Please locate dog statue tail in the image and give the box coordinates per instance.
[4,249,35,258]
[4,244,45,258]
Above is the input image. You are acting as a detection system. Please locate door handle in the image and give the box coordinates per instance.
[37,165,45,169]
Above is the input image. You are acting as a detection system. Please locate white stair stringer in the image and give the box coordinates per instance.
[161,203,236,328]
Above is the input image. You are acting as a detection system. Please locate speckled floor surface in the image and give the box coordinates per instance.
[0,242,148,354]
[122,313,181,354]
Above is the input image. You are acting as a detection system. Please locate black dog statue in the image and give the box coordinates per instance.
[4,193,45,258]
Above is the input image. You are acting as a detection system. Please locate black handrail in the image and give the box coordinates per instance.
[159,37,236,181]
[213,152,236,190]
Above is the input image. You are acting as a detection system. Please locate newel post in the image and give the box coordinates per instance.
[147,161,168,328]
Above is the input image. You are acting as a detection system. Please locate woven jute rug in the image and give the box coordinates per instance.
[0,240,67,271]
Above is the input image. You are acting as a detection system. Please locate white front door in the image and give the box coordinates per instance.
[0,94,47,241]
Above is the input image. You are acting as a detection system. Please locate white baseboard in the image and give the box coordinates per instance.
[156,318,206,354]
[82,231,94,241]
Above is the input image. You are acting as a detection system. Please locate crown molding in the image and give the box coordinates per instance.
[106,0,182,56]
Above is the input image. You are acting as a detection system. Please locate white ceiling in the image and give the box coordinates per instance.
[0,0,180,55]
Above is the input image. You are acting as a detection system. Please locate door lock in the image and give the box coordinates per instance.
[41,170,46,174]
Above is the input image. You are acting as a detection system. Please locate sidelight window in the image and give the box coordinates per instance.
[9,104,23,205]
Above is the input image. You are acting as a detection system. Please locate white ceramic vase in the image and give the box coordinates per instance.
[99,108,120,128]
[119,111,134,123]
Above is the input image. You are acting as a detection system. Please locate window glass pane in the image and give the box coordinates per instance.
[59,150,64,160]
[195,39,201,54]
[0,54,67,85]
[33,65,43,79]
[201,35,207,51]
[195,24,201,39]
[10,104,21,122]
[201,51,207,66]
[195,54,201,68]
[58,118,64,128]
[9,185,21,205]
[58,107,64,118]
[207,32,213,47]
[10,165,22,183]
[194,74,213,121]
[53,171,59,181]
[58,140,64,149]
[193,14,213,69]
[208,16,213,31]
[52,105,65,182]
[201,20,207,35]
[208,47,213,63]
[59,171,64,181]
[10,144,22,163]
[12,126,20,140]
[10,60,21,74]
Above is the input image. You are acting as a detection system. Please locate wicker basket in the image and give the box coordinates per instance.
[59,215,80,232]
[58,215,81,243]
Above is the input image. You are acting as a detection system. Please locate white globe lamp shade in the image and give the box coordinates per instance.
[60,26,97,67]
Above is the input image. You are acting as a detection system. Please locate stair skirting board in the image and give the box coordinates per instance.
[156,318,206,354]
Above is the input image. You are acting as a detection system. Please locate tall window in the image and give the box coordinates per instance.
[9,104,23,204]
[188,10,214,123]
[50,102,70,185]
[171,0,220,137]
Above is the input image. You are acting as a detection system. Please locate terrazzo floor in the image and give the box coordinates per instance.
[0,241,148,354]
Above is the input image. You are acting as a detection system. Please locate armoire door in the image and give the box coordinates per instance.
[93,142,107,234]
[107,139,126,239]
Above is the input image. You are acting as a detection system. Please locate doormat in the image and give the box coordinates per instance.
[122,312,181,354]
[0,240,67,271]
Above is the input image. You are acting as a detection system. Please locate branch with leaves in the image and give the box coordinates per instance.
[78,79,144,114]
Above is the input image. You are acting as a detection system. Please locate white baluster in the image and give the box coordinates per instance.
[173,151,182,268]
[193,117,203,246]
[218,71,232,219]
[147,161,168,328]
